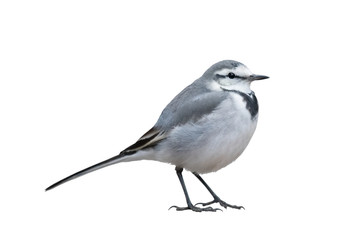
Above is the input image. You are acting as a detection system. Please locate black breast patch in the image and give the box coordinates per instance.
[221,88,259,119]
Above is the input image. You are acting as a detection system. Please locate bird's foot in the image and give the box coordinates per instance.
[195,198,244,210]
[169,203,221,212]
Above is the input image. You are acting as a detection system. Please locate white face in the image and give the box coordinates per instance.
[210,65,254,93]
[215,64,253,80]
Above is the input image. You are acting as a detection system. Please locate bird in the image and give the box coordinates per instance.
[46,60,269,212]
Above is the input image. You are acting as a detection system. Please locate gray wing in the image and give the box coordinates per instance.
[120,80,227,154]
[154,80,227,131]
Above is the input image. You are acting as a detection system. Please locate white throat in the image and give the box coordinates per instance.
[220,81,252,94]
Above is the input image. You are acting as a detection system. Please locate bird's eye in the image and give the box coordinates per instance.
[228,72,236,79]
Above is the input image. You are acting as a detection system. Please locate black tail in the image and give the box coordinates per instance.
[45,154,125,191]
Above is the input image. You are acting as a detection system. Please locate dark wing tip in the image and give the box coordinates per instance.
[121,127,162,154]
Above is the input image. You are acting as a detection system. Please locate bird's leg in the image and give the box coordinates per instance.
[169,167,221,212]
[193,172,244,210]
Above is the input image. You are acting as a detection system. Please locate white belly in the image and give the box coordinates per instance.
[155,94,258,174]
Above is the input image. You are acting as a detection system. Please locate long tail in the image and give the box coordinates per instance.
[46,127,165,191]
[45,153,127,191]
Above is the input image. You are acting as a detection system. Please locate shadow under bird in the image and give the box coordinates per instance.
[46,60,269,212]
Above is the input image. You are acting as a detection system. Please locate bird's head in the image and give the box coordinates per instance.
[202,60,269,93]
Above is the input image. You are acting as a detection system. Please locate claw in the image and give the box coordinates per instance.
[169,204,222,212]
[195,199,245,210]
[220,202,244,210]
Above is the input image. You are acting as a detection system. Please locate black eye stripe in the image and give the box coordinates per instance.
[215,73,247,80]
[215,74,226,79]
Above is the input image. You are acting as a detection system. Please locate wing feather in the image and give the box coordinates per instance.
[120,127,167,155]
[155,81,227,130]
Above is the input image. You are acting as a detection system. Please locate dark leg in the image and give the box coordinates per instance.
[193,172,244,210]
[169,167,220,212]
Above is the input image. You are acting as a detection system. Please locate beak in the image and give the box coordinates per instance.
[248,74,269,81]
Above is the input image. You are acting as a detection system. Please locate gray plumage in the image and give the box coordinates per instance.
[46,60,268,212]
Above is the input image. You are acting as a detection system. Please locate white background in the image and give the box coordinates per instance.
[1,0,359,239]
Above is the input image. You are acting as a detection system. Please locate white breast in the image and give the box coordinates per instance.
[155,93,258,174]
